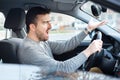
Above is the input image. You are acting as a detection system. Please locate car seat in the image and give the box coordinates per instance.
[0,38,22,63]
[0,8,25,63]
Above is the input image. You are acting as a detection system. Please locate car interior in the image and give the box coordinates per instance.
[0,0,120,79]
[0,7,25,63]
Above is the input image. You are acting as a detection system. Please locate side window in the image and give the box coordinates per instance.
[0,12,10,40]
[49,12,91,41]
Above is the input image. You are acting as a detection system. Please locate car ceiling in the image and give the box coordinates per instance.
[1,0,120,16]
[0,0,86,16]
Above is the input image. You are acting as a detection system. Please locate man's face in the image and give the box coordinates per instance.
[34,14,51,41]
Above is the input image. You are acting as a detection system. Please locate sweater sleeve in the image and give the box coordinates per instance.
[19,43,88,73]
[49,31,87,55]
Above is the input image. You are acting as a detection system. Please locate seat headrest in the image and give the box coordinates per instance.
[4,8,25,30]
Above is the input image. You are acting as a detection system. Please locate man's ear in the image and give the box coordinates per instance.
[29,24,36,32]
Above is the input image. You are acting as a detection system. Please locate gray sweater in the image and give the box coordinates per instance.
[18,31,88,73]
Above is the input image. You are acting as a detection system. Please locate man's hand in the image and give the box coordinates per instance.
[83,40,103,58]
[87,19,107,32]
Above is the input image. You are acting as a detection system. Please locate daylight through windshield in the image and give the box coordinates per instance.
[81,1,120,33]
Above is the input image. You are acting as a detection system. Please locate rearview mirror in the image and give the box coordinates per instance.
[91,4,107,16]
[81,1,107,17]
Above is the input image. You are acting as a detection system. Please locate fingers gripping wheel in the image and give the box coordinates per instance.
[85,31,102,71]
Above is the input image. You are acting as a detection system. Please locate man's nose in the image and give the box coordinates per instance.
[48,22,52,29]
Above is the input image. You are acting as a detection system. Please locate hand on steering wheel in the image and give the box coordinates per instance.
[84,31,103,71]
[84,31,115,72]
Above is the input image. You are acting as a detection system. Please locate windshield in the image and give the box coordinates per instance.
[81,1,120,33]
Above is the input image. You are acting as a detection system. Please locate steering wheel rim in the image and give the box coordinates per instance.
[84,31,102,71]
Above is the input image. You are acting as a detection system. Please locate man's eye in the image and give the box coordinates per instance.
[43,21,50,24]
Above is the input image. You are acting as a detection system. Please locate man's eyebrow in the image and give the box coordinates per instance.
[43,20,51,23]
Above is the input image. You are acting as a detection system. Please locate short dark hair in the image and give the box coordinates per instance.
[26,6,51,33]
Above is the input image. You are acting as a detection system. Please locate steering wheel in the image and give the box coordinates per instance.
[84,31,115,73]
[84,31,102,71]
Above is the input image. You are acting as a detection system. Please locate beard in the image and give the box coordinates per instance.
[36,31,48,41]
